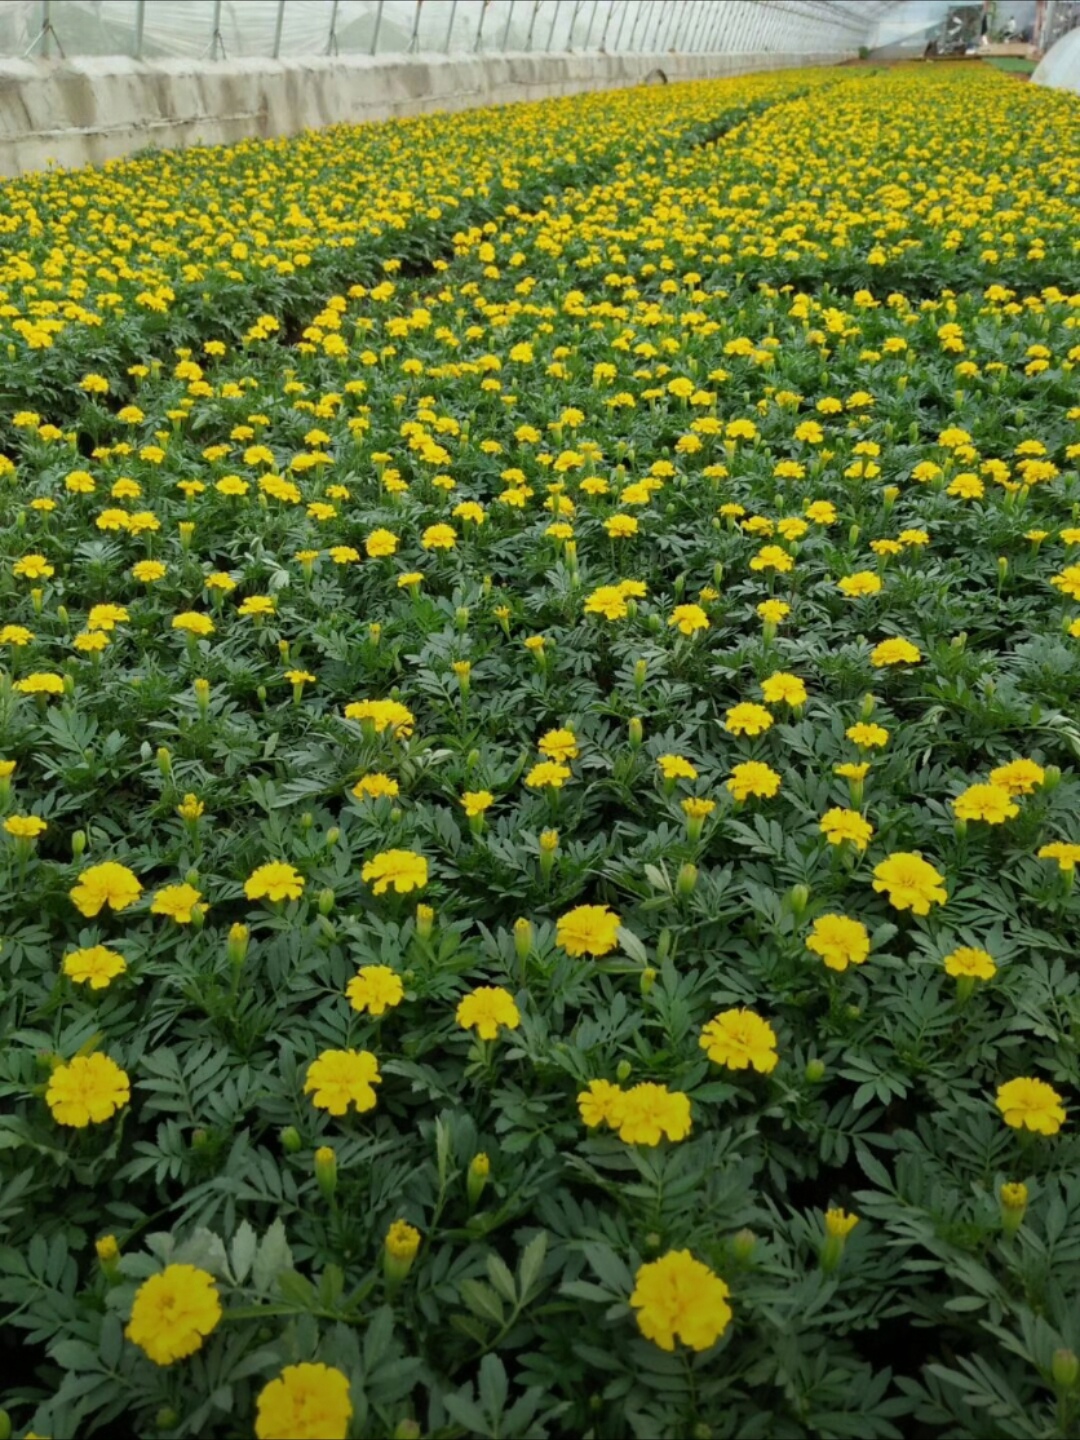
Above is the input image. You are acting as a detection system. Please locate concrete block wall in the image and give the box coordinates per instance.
[0,48,848,176]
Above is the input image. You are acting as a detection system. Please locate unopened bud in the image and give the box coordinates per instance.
[227,922,249,967]
[732,1228,757,1263]
[326,826,340,846]
[997,555,1008,581]
[72,828,87,859]
[1043,765,1062,791]
[859,692,875,719]
[628,716,643,749]
[191,1128,209,1150]
[281,1125,302,1153]
[616,1059,632,1083]
[805,1058,826,1083]
[1053,1349,1079,1393]
[467,1151,490,1209]
[633,658,647,694]
[640,965,657,996]
[156,745,172,779]
[514,917,533,962]
[393,1422,421,1440]
[314,1144,337,1201]
[849,523,860,546]
[455,606,469,631]
[788,883,810,919]
[155,1408,179,1433]
[415,903,434,940]
[999,1181,1028,1237]
[318,887,335,916]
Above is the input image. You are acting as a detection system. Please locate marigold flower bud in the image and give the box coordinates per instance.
[628,716,643,749]
[805,1058,826,1083]
[393,1422,421,1440]
[713,561,724,587]
[999,1181,1028,1237]
[318,887,335,916]
[415,903,434,940]
[369,622,382,646]
[314,1144,337,1201]
[455,606,469,632]
[1043,765,1062,791]
[640,966,658,996]
[155,1408,179,1433]
[191,1128,209,1150]
[732,1228,757,1263]
[300,811,314,831]
[514,917,533,962]
[616,1059,632,1083]
[31,586,43,614]
[326,827,340,846]
[95,1234,120,1282]
[280,1125,302,1153]
[71,828,87,859]
[788,883,810,919]
[278,638,290,660]
[57,604,69,625]
[1053,1349,1079,1393]
[383,1219,421,1287]
[227,922,250,967]
[634,658,647,693]
[156,745,172,778]
[467,1152,490,1209]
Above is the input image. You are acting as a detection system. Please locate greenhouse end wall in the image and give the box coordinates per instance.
[0,48,849,176]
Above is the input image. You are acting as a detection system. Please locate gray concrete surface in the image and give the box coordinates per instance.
[0,48,847,176]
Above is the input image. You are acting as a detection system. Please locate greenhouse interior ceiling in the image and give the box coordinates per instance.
[0,0,984,62]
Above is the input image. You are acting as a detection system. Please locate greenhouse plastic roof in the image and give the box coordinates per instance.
[0,0,918,61]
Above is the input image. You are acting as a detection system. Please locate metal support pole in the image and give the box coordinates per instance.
[326,0,340,53]
[689,1,711,50]
[474,0,487,50]
[410,0,423,51]
[525,0,541,49]
[565,0,584,49]
[40,0,50,58]
[627,0,645,48]
[502,0,518,47]
[583,0,600,47]
[209,0,225,58]
[658,2,679,50]
[445,0,458,49]
[600,0,616,49]
[371,0,385,52]
[547,0,562,49]
[671,0,695,50]
[134,0,146,58]
[612,0,631,49]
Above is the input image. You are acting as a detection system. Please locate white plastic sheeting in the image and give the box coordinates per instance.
[1032,23,1080,91]
[0,0,890,60]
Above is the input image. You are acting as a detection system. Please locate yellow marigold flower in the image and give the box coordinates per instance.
[806,914,871,972]
[15,672,65,697]
[872,852,947,914]
[987,758,1045,796]
[761,671,806,706]
[208,575,238,596]
[525,760,571,789]
[461,790,494,818]
[304,1048,380,1115]
[63,944,127,989]
[749,544,794,573]
[87,603,129,632]
[726,761,781,801]
[455,985,521,1040]
[346,964,404,1016]
[846,722,889,749]
[13,553,54,580]
[837,571,882,598]
[238,594,275,618]
[245,861,304,903]
[4,814,47,840]
[125,1265,222,1366]
[362,849,428,895]
[952,783,1019,825]
[630,1251,732,1352]
[150,883,205,924]
[328,545,360,565]
[805,500,837,524]
[1038,841,1080,872]
[344,698,415,738]
[668,603,709,636]
[757,599,790,623]
[578,1078,626,1129]
[0,624,34,646]
[723,702,773,737]
[700,1008,778,1073]
[584,584,629,621]
[616,1084,692,1146]
[132,560,166,583]
[421,523,457,550]
[835,762,870,781]
[825,1208,859,1239]
[172,611,214,636]
[385,1219,421,1262]
[657,754,697,781]
[74,630,109,654]
[539,727,579,761]
[943,947,996,981]
[605,513,639,538]
[870,637,921,667]
[70,861,142,917]
[556,903,622,957]
[995,1076,1066,1136]
[681,797,716,821]
[819,808,874,851]
[255,1363,353,1440]
[46,1052,130,1127]
[352,772,399,801]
